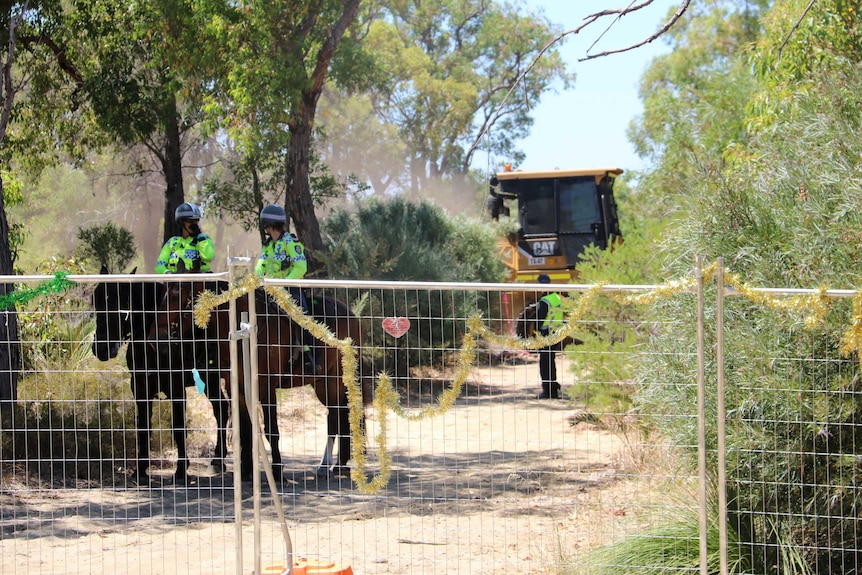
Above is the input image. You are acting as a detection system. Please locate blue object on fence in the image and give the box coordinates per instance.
[192,368,206,394]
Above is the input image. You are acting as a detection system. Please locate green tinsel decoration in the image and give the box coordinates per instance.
[0,271,77,309]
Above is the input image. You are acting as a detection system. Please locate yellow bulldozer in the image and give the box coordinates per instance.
[486,166,624,331]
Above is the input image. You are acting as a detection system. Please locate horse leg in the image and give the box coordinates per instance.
[223,373,255,481]
[329,405,353,476]
[134,394,153,484]
[238,405,254,481]
[317,435,335,474]
[260,398,283,480]
[170,390,189,485]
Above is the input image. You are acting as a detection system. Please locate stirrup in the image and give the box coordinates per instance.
[303,352,322,375]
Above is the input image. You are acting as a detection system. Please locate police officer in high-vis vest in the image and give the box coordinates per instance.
[154,202,215,274]
[535,274,563,399]
[254,204,320,374]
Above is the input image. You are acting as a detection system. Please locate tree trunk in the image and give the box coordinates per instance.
[0,16,20,408]
[285,95,325,275]
[283,0,362,278]
[0,177,19,407]
[160,93,185,243]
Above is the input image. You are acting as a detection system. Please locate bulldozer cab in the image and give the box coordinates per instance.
[488,167,623,283]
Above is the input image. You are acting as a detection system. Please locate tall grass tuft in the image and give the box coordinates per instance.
[568,487,774,575]
[1,316,137,486]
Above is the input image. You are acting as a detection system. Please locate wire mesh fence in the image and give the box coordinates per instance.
[0,263,860,574]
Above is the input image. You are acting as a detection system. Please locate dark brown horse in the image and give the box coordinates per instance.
[148,276,366,478]
[91,266,233,484]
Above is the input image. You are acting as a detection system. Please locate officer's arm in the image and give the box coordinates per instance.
[197,235,215,264]
[284,241,307,280]
[254,255,266,277]
[536,300,549,328]
[154,239,174,274]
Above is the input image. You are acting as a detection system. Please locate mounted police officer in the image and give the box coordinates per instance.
[154,202,217,377]
[535,274,563,399]
[255,204,321,374]
[155,202,215,274]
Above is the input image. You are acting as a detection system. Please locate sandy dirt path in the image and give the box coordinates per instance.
[1,354,630,575]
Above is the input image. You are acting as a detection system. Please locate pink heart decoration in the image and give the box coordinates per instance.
[382,316,411,338]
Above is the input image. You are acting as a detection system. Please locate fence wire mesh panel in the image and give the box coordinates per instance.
[0,276,697,575]
[2,271,858,574]
[0,274,243,575]
[718,286,862,575]
[241,279,702,575]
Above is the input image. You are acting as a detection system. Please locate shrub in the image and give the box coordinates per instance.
[320,196,508,381]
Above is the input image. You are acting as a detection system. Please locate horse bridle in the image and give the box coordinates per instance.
[157,285,197,341]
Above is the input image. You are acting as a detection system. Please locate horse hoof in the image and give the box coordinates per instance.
[331,465,352,478]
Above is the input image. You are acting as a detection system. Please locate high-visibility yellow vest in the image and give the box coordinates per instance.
[540,293,563,330]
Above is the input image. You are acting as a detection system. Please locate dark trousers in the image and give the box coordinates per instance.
[288,287,316,352]
[538,327,557,384]
[539,347,557,385]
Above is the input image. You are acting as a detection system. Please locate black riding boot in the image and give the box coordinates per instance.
[303,346,322,375]
[537,382,561,399]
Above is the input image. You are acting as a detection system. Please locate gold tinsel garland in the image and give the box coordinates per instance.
[839,292,862,359]
[190,265,847,495]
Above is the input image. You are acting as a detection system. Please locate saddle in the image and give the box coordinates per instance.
[256,287,319,351]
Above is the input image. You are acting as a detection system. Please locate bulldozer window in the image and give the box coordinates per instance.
[558,179,601,234]
[521,182,555,235]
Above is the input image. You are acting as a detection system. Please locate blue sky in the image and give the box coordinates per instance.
[494,0,679,174]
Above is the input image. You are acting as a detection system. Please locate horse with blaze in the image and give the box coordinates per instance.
[91,266,233,484]
[147,268,368,479]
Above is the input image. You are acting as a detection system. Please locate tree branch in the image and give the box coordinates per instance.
[579,0,691,61]
[18,34,83,86]
[468,1,690,160]
[778,0,817,59]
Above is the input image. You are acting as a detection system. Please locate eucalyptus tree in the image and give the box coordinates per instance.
[620,2,862,573]
[71,0,222,245]
[0,1,84,404]
[628,0,767,223]
[209,0,362,271]
[320,0,572,197]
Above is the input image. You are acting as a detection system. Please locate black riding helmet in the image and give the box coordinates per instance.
[260,204,287,228]
[175,202,203,223]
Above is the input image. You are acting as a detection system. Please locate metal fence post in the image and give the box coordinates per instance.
[696,256,708,575]
[716,258,728,575]
[227,258,244,575]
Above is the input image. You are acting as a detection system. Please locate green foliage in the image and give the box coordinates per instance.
[18,258,91,372]
[322,195,506,282]
[322,0,572,194]
[320,195,507,376]
[565,190,669,422]
[633,11,862,573]
[73,0,209,146]
[576,487,757,575]
[2,313,136,485]
[3,171,26,268]
[203,142,366,240]
[75,223,136,273]
[1,1,100,173]
[628,0,765,221]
